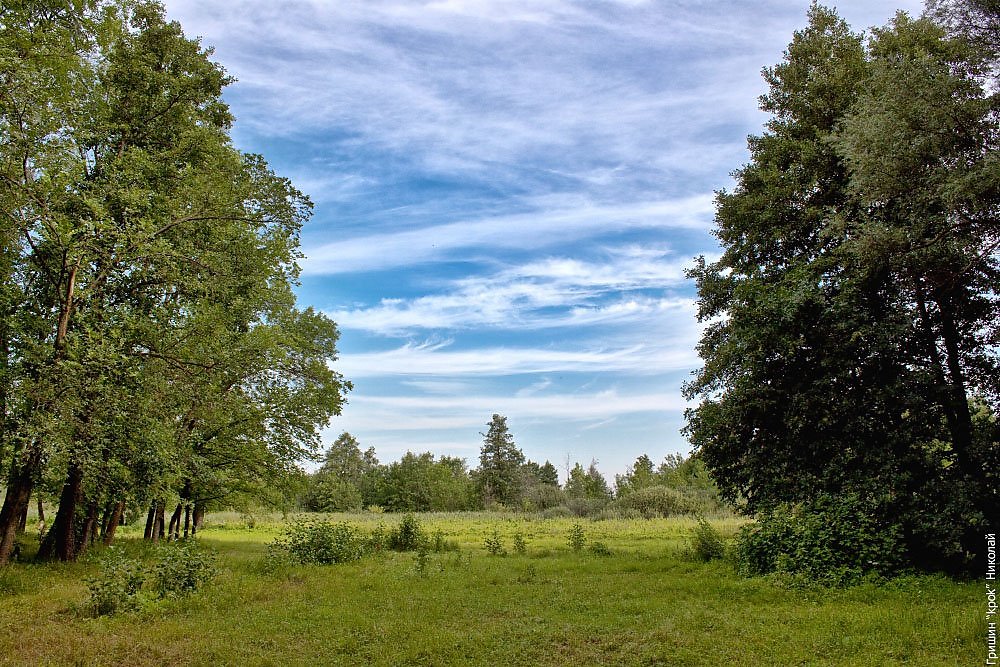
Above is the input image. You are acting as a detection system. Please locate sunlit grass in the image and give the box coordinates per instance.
[0,512,982,665]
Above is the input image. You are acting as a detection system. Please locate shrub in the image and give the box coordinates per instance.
[152,541,217,598]
[690,518,726,562]
[541,505,572,519]
[611,485,695,518]
[431,530,459,553]
[565,497,607,517]
[589,541,612,556]
[85,548,146,616]
[368,523,387,552]
[270,520,367,565]
[485,529,506,556]
[733,494,905,586]
[388,514,426,551]
[568,523,586,552]
[512,532,527,555]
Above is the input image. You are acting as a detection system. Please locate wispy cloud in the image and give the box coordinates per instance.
[303,197,714,275]
[340,387,688,431]
[334,336,699,378]
[327,246,696,334]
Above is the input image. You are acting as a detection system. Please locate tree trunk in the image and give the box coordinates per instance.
[0,446,41,565]
[167,503,182,541]
[103,500,125,546]
[37,495,46,539]
[79,499,99,552]
[192,502,205,536]
[183,504,191,539]
[99,502,113,539]
[38,461,83,561]
[153,501,165,543]
[17,491,29,533]
[144,501,156,540]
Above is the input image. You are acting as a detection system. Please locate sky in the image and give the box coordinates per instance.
[161,0,924,482]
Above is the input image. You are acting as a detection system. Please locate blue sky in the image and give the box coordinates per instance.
[162,0,923,482]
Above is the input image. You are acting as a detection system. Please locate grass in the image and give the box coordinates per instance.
[0,512,983,666]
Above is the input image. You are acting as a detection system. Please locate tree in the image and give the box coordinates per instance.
[565,460,611,500]
[614,454,656,496]
[476,414,525,507]
[684,3,998,574]
[0,1,350,563]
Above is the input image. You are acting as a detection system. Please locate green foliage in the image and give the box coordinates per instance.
[484,530,506,556]
[151,541,217,598]
[300,473,363,512]
[368,523,387,552]
[388,514,426,551]
[611,486,695,518]
[588,541,612,556]
[85,548,147,616]
[733,495,905,586]
[512,532,527,555]
[541,505,573,519]
[690,518,726,562]
[477,414,526,507]
[270,520,367,565]
[683,2,999,575]
[568,523,586,552]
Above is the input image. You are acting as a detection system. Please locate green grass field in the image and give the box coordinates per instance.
[0,512,984,666]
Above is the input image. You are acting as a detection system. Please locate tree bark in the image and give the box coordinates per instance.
[0,446,40,565]
[79,499,99,551]
[17,491,29,533]
[153,501,165,543]
[38,461,83,561]
[167,503,182,541]
[192,502,205,535]
[103,500,124,546]
[144,501,156,540]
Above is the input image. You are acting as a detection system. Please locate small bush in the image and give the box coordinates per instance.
[270,520,367,565]
[368,523,387,552]
[431,530,459,553]
[512,532,527,555]
[568,523,586,552]
[389,514,426,551]
[589,541,612,556]
[733,494,905,586]
[485,529,506,556]
[690,518,726,562]
[152,541,217,598]
[85,548,146,616]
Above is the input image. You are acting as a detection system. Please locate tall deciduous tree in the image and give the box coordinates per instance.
[685,3,997,574]
[0,1,349,563]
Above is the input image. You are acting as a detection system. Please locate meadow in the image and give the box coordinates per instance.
[0,512,983,666]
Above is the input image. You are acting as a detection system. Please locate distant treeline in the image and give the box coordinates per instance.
[294,416,726,517]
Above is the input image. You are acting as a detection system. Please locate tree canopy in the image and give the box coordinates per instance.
[0,0,349,564]
[684,2,998,574]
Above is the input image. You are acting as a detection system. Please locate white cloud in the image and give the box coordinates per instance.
[325,246,697,334]
[340,387,687,432]
[334,335,699,378]
[303,197,713,275]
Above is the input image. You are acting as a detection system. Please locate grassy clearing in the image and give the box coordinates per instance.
[0,512,982,666]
